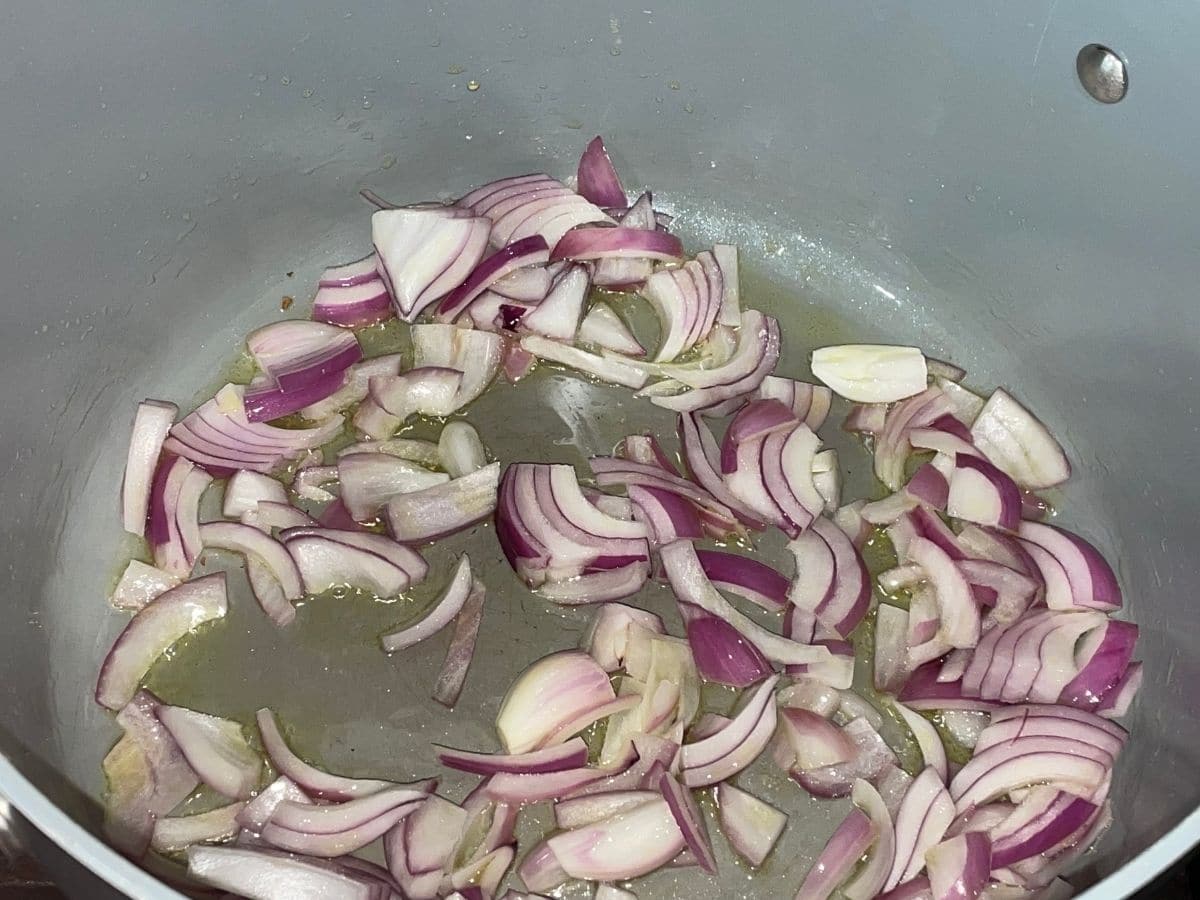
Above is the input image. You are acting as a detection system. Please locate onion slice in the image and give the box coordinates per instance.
[658,772,718,874]
[577,136,627,207]
[714,783,786,868]
[386,462,501,543]
[885,766,955,890]
[150,801,244,854]
[679,675,780,786]
[155,705,262,800]
[96,574,228,710]
[187,845,390,899]
[432,577,487,708]
[122,400,178,535]
[496,650,616,754]
[381,555,473,652]
[544,797,685,883]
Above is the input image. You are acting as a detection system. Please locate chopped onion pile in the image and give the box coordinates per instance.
[97,137,1135,900]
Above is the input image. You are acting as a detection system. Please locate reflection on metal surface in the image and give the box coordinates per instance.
[1077,44,1129,103]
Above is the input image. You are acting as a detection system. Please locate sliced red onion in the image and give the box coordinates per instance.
[516,262,589,340]
[907,536,980,649]
[894,702,949,783]
[381,555,473,651]
[437,738,590,779]
[552,226,684,262]
[544,796,685,883]
[899,663,1003,713]
[146,454,192,576]
[96,573,228,710]
[708,242,741,326]
[874,602,911,693]
[222,470,288,519]
[779,707,857,770]
[650,311,780,412]
[678,601,773,688]
[844,402,888,434]
[582,603,666,672]
[660,540,836,671]
[260,801,419,857]
[432,576,487,708]
[906,462,950,511]
[448,844,514,899]
[578,302,645,356]
[987,786,1098,869]
[519,334,649,389]
[254,707,426,800]
[410,325,506,409]
[252,500,317,532]
[1097,660,1142,719]
[436,235,552,322]
[886,766,956,890]
[679,675,780,786]
[460,173,558,210]
[150,801,244,854]
[644,259,718,362]
[238,776,311,833]
[812,448,841,512]
[282,527,428,596]
[795,807,874,900]
[787,516,872,639]
[693,549,788,611]
[246,320,363,394]
[628,483,703,546]
[811,344,928,403]
[313,279,394,328]
[947,454,1022,531]
[110,559,181,613]
[155,705,262,800]
[554,791,658,830]
[926,831,992,900]
[493,263,553,302]
[958,559,1038,629]
[386,461,500,543]
[970,389,1071,489]
[1017,521,1121,612]
[517,839,570,893]
[297,354,404,422]
[875,388,958,491]
[538,562,651,605]
[439,421,488,478]
[778,677,841,718]
[319,253,379,287]
[757,375,832,430]
[198,521,304,601]
[981,705,1126,759]
[292,464,337,503]
[709,783,784,869]
[657,772,718,874]
[187,845,388,900]
[577,136,627,207]
[338,452,449,521]
[496,650,616,754]
[122,400,178,535]
[791,717,898,799]
[1058,619,1137,709]
[463,174,613,248]
[618,434,679,474]
[842,779,897,900]
[949,741,1109,815]
[372,209,492,321]
[676,412,766,529]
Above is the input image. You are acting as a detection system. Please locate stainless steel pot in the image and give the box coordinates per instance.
[2,1,1197,897]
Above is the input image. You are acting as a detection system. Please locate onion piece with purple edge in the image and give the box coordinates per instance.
[517,839,570,893]
[312,279,394,329]
[779,707,857,771]
[385,462,500,544]
[650,312,780,412]
[760,422,823,535]
[758,375,832,430]
[199,521,304,600]
[150,801,245,854]
[1017,520,1121,611]
[893,701,949,783]
[582,603,666,672]
[411,324,506,408]
[381,555,473,652]
[885,766,956,890]
[518,263,589,340]
[155,705,262,799]
[577,136,626,207]
[338,452,449,521]
[791,717,898,799]
[948,741,1109,814]
[223,470,288,519]
[258,801,420,857]
[537,562,651,605]
[187,845,390,899]
[439,421,489,478]
[677,412,767,528]
[969,388,1071,489]
[618,434,680,474]
[110,559,181,613]
[551,226,684,262]
[96,573,228,710]
[578,302,645,356]
[436,235,552,323]
[947,454,1022,530]
[544,796,685,883]
[986,786,1099,869]
[714,783,786,868]
[628,483,704,546]
[1058,619,1138,709]
[146,454,193,576]
[679,675,780,786]
[254,707,427,800]
[319,252,379,288]
[555,791,658,833]
[372,209,492,321]
[496,650,616,754]
[660,540,837,672]
[694,549,788,611]
[122,400,178,535]
[875,603,911,693]
[925,832,992,900]
[811,344,928,403]
[658,771,718,874]
[268,785,432,836]
[492,263,553,302]
[842,779,897,900]
[907,535,980,649]
[643,259,715,362]
[246,320,363,394]
[283,532,422,597]
[299,354,404,422]
[787,516,872,639]
[812,448,841,512]
[402,793,467,877]
[1097,660,1142,719]
[795,806,875,900]
[293,464,338,502]
[519,334,649,389]
[432,577,487,708]
[874,389,957,491]
[237,776,311,832]
[678,601,773,688]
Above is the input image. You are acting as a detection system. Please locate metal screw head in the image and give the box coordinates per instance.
[1077,44,1128,103]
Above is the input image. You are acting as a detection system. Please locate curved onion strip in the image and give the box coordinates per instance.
[779,707,857,770]
[885,766,955,891]
[254,708,420,800]
[593,455,744,536]
[679,602,773,688]
[386,462,501,543]
[187,845,389,899]
[155,705,262,800]
[110,559,181,613]
[758,375,832,430]
[338,452,449,521]
[381,555,473,652]
[787,517,871,638]
[651,313,781,412]
[432,578,487,709]
[679,676,780,786]
[199,522,304,600]
[618,434,679,474]
[577,136,626,207]
[312,280,394,328]
[660,540,835,671]
[436,235,551,322]
[260,802,418,857]
[677,412,767,528]
[790,717,898,800]
[147,454,192,576]
[714,783,787,868]
[694,549,788,611]
[658,772,718,874]
[628,483,704,546]
[583,603,666,672]
[907,536,980,649]
[579,302,645,356]
[150,801,245,854]
[96,574,228,710]
[320,252,380,287]
[518,263,590,341]
[552,226,684,262]
[537,562,651,605]
[947,453,1022,530]
[1017,520,1121,611]
[893,702,949,784]
[519,334,649,389]
[842,779,897,900]
[545,797,685,882]
[122,400,178,535]
[496,650,616,754]
[554,791,657,830]
[795,808,874,900]
[925,832,992,900]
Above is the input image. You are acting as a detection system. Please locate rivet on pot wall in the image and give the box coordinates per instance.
[1077,43,1128,103]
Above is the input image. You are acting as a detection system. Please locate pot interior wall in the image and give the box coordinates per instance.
[2,0,1199,896]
